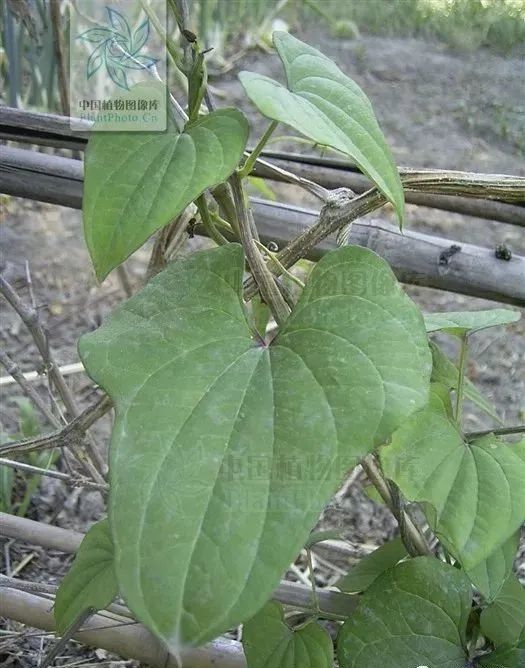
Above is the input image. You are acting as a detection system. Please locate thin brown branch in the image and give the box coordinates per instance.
[244,187,383,299]
[252,155,329,201]
[0,350,61,428]
[0,457,109,491]
[0,274,107,478]
[0,274,80,418]
[1,575,57,596]
[0,395,113,458]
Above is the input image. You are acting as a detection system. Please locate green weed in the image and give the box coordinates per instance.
[0,398,58,517]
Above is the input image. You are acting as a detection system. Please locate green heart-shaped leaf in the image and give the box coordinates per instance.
[424,308,520,336]
[481,574,525,647]
[337,537,407,594]
[243,601,333,668]
[337,557,472,668]
[83,108,248,279]
[79,243,431,648]
[54,519,117,635]
[381,411,525,571]
[239,32,404,226]
[467,533,519,602]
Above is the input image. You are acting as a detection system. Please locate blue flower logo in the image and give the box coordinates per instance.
[77,6,158,90]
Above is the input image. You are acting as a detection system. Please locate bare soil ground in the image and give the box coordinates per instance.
[1,30,524,666]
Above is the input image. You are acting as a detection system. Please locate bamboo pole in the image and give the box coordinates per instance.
[0,512,358,619]
[1,588,246,668]
[1,147,523,305]
[1,511,83,552]
[1,106,524,225]
[252,155,525,227]
[0,510,355,664]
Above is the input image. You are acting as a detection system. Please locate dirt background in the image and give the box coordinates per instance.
[1,29,524,666]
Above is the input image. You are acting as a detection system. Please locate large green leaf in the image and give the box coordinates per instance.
[242,601,333,668]
[83,109,248,279]
[337,557,472,668]
[337,537,407,594]
[467,533,519,602]
[54,519,117,635]
[481,574,525,647]
[79,244,431,648]
[239,32,404,226]
[381,410,525,571]
[424,308,520,336]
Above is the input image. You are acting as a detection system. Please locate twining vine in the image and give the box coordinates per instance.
[5,2,524,667]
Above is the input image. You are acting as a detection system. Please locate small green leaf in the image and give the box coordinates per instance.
[424,309,520,336]
[243,601,333,668]
[381,411,525,571]
[239,32,404,226]
[83,100,248,279]
[430,341,502,424]
[467,533,519,602]
[54,519,117,635]
[337,537,407,593]
[481,574,525,647]
[79,244,431,648]
[337,557,472,668]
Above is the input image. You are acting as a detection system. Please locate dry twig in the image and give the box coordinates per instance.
[0,395,113,458]
[0,274,107,479]
[0,350,61,428]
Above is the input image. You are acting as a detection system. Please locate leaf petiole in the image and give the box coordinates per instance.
[195,195,229,246]
[455,333,470,428]
[239,120,279,179]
